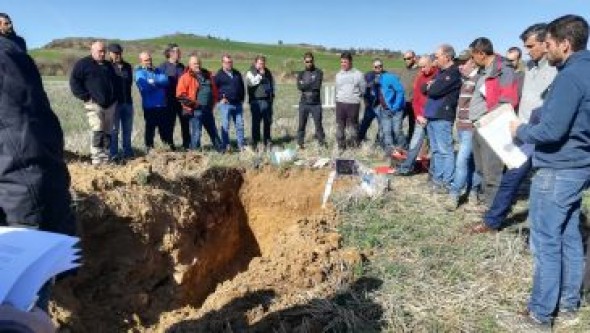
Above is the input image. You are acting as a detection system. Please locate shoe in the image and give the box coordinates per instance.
[468,222,497,234]
[497,309,552,333]
[554,309,579,328]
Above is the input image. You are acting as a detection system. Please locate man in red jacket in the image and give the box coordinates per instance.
[466,37,519,217]
[395,55,438,175]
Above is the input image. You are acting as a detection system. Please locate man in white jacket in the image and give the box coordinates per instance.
[335,52,366,151]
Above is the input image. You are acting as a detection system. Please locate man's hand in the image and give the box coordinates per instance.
[416,115,427,127]
[509,119,522,138]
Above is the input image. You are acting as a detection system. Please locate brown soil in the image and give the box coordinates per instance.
[50,152,362,332]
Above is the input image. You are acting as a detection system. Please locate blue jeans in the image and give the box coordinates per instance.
[189,106,222,151]
[484,158,532,229]
[450,130,481,197]
[397,124,426,173]
[427,119,454,186]
[110,103,134,158]
[219,103,245,149]
[358,105,379,142]
[250,99,273,146]
[527,168,590,323]
[378,108,404,155]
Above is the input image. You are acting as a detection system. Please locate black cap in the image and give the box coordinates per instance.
[107,43,123,53]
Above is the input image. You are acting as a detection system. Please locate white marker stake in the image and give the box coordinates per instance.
[321,171,337,209]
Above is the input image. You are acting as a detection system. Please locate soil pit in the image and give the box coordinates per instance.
[51,153,361,332]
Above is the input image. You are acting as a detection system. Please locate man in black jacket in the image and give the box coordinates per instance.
[296,52,325,149]
[159,43,188,149]
[423,44,462,193]
[246,55,275,149]
[107,43,134,159]
[0,13,26,52]
[215,54,246,152]
[0,35,77,310]
[70,40,117,165]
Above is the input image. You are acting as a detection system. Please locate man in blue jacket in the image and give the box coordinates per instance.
[508,14,590,330]
[423,44,462,192]
[135,51,171,152]
[372,60,405,158]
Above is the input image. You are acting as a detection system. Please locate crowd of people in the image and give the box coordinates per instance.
[0,10,589,332]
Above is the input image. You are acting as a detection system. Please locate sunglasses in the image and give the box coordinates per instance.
[304,60,313,63]
[374,65,383,69]
[403,57,413,61]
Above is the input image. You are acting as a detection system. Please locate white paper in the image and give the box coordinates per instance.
[0,227,80,310]
[475,104,529,169]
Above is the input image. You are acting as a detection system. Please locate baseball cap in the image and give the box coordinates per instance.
[107,43,123,53]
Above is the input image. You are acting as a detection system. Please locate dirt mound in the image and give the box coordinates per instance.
[50,153,361,332]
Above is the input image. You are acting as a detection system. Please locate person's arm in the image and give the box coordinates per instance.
[389,75,405,111]
[69,61,90,102]
[134,69,154,93]
[427,70,461,98]
[515,74,582,145]
[237,72,245,103]
[154,70,169,88]
[358,71,367,97]
[0,305,55,333]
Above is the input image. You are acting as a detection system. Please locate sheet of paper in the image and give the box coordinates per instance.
[0,227,80,310]
[475,104,529,169]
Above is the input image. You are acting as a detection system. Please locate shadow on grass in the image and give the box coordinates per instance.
[165,277,384,333]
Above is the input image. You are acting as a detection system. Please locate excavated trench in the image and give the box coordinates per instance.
[50,153,360,332]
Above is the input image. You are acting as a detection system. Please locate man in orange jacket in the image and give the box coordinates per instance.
[176,54,222,151]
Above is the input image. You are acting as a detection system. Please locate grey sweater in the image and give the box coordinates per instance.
[335,68,366,104]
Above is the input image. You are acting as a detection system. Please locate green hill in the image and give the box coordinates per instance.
[30,33,404,80]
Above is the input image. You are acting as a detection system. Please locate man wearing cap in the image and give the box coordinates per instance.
[0,13,26,52]
[107,43,134,160]
[444,50,482,210]
[358,58,385,143]
[70,40,117,165]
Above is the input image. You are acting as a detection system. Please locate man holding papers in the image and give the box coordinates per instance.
[470,23,557,233]
[508,15,590,330]
[0,30,77,312]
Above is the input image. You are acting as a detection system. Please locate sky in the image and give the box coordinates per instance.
[3,0,589,57]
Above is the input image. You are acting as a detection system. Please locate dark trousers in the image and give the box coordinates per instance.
[358,105,378,142]
[336,102,360,149]
[403,102,415,149]
[144,107,172,148]
[484,158,532,229]
[250,99,273,146]
[473,130,505,206]
[167,100,191,149]
[297,103,325,145]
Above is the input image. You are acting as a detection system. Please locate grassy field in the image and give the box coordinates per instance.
[46,78,590,332]
[31,34,404,79]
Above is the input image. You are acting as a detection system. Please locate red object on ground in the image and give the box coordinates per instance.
[374,166,396,174]
[391,149,408,161]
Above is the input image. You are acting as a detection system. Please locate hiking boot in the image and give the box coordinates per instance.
[554,309,579,328]
[468,221,498,234]
[497,309,552,333]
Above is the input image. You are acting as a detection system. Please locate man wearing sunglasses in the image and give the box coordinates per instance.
[296,52,325,149]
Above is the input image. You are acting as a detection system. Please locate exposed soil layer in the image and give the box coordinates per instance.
[50,153,361,332]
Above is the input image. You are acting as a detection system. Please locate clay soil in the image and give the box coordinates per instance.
[50,152,362,332]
